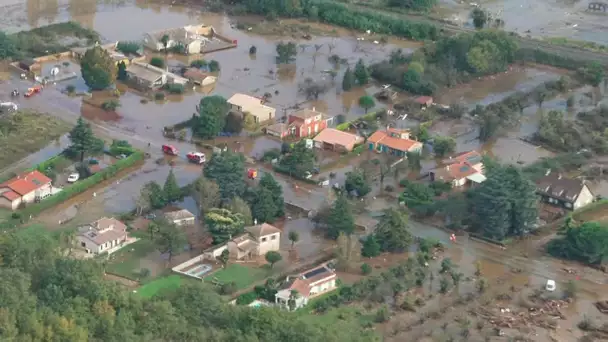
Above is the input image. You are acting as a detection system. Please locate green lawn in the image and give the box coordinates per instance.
[137,275,184,298]
[105,238,156,280]
[205,264,272,290]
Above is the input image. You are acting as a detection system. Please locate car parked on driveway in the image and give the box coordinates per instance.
[67,173,79,183]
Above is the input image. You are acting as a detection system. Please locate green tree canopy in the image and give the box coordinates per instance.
[194,176,220,214]
[548,221,608,265]
[68,117,101,162]
[145,181,166,209]
[470,165,538,240]
[354,59,370,85]
[205,208,245,244]
[433,136,456,157]
[325,195,355,239]
[342,67,355,91]
[361,234,381,258]
[251,173,285,222]
[203,151,245,201]
[278,140,316,178]
[80,45,116,90]
[0,31,18,59]
[358,95,375,113]
[228,196,253,226]
[265,251,282,268]
[163,169,182,203]
[344,168,371,197]
[374,208,412,252]
[193,95,229,139]
[276,42,297,63]
[154,220,187,262]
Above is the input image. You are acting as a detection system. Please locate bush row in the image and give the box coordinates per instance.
[18,151,145,219]
[272,164,318,184]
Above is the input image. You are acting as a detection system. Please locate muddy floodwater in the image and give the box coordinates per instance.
[436,0,608,45]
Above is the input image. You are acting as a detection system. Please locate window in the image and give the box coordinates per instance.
[262,237,267,242]
[271,235,276,240]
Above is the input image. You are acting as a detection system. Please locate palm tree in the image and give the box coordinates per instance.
[160,34,170,71]
[147,222,159,239]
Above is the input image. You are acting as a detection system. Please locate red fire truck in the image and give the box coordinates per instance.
[186,152,206,164]
[162,144,178,156]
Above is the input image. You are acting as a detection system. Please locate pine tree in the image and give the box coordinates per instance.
[68,117,97,162]
[251,188,277,223]
[163,169,181,203]
[354,59,369,85]
[117,61,128,81]
[361,235,381,258]
[342,67,355,91]
[326,195,355,239]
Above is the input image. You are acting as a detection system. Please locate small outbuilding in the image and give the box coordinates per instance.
[313,128,364,152]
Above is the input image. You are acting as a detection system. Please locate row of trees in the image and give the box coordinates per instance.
[0,228,374,341]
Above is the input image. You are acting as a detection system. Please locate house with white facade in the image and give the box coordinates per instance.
[228,93,276,123]
[275,264,337,310]
[0,170,53,210]
[202,223,281,261]
[77,217,130,255]
[536,170,594,210]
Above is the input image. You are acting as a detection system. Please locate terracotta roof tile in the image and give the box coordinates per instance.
[368,130,422,152]
[432,161,479,181]
[0,170,51,196]
[313,128,363,150]
[1,191,20,201]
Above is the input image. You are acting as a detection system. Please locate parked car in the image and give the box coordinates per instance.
[67,173,80,183]
[116,154,127,159]
[545,279,556,292]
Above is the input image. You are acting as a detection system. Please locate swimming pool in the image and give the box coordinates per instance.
[186,264,212,278]
[248,300,268,308]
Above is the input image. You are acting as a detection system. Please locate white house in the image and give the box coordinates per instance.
[202,223,281,261]
[0,170,53,210]
[228,93,276,123]
[275,264,337,310]
[536,170,594,210]
[77,217,129,255]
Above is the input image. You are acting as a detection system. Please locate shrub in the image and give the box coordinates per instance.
[154,92,165,101]
[261,148,281,162]
[11,213,21,220]
[190,59,207,68]
[101,99,120,111]
[208,60,220,72]
[116,41,141,55]
[150,57,165,68]
[361,263,372,275]
[236,291,258,305]
[374,306,390,323]
[384,185,394,192]
[165,83,185,94]
[249,45,257,54]
[220,282,237,295]
[65,85,76,93]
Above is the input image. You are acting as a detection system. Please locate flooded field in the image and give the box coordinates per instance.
[436,0,608,45]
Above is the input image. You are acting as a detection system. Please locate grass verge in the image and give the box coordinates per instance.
[137,275,184,298]
[105,238,157,281]
[205,263,272,290]
[0,111,71,169]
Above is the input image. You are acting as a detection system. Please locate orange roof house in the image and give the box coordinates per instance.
[0,170,53,210]
[430,150,486,187]
[313,128,364,152]
[368,128,423,156]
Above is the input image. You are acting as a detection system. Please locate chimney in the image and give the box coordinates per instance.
[545,169,551,176]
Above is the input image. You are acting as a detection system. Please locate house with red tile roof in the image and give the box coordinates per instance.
[275,264,337,310]
[0,170,53,210]
[429,150,486,187]
[414,96,433,107]
[313,128,364,152]
[367,128,423,157]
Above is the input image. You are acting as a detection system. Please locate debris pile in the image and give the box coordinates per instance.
[595,300,608,314]
[471,299,570,331]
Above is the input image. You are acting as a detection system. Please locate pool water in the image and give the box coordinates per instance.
[187,264,212,278]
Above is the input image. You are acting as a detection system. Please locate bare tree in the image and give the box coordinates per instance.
[298,78,330,100]
[135,186,152,216]
[328,39,336,54]
[299,44,308,53]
